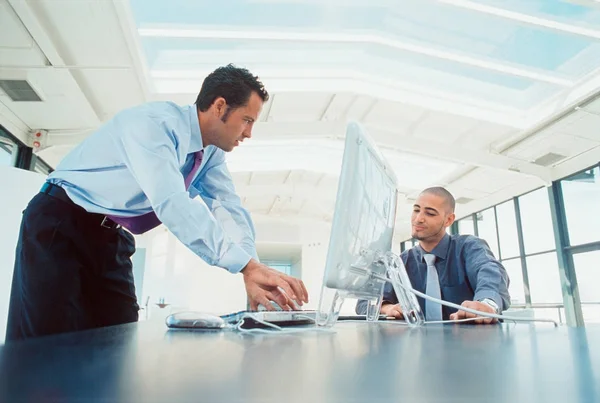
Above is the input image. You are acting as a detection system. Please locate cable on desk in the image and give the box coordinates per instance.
[369,272,559,327]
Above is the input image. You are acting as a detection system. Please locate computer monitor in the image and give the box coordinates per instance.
[316,122,424,327]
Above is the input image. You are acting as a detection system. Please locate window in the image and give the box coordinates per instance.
[572,251,600,304]
[496,201,520,260]
[457,216,475,236]
[572,250,600,324]
[262,261,292,276]
[476,208,499,259]
[519,188,555,255]
[561,167,600,246]
[501,258,525,306]
[0,133,16,166]
[526,252,563,304]
[33,157,52,175]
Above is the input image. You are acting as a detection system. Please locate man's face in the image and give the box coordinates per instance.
[213,91,263,152]
[411,193,454,241]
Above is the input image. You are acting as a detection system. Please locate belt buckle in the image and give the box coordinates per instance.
[100,216,119,229]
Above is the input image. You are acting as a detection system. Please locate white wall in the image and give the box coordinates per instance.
[0,167,46,343]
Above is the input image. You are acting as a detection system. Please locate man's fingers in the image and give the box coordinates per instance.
[299,279,309,303]
[452,309,467,320]
[452,301,498,324]
[276,279,298,306]
[284,276,305,306]
[269,290,292,311]
[250,295,272,311]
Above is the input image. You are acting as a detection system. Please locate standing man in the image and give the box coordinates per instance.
[7,64,308,341]
[357,187,510,324]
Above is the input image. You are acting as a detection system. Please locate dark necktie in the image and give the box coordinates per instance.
[108,150,204,234]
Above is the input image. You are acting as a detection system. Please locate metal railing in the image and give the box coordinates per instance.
[509,302,600,325]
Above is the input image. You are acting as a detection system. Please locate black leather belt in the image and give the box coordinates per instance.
[40,182,121,230]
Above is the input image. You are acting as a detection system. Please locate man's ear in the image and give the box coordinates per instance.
[445,213,456,228]
[212,97,227,117]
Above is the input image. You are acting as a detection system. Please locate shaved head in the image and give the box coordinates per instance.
[411,187,456,249]
[420,187,455,213]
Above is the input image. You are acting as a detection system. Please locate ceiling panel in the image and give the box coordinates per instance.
[32,0,132,66]
[0,69,98,129]
[321,93,355,122]
[345,95,375,121]
[412,111,480,143]
[450,167,522,194]
[248,170,289,186]
[508,131,599,162]
[459,122,517,151]
[0,1,34,48]
[77,69,145,120]
[267,92,332,122]
[363,100,426,129]
[562,110,600,142]
[243,196,273,213]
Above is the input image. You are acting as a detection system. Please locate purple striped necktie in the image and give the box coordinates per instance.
[108,150,204,234]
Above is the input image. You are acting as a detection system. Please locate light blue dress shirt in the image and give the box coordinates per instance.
[48,101,257,273]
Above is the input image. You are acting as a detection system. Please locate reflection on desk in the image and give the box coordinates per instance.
[0,321,598,403]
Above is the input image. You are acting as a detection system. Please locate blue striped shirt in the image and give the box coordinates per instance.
[357,234,510,318]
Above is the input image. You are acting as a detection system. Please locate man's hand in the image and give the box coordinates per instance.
[449,300,497,324]
[242,259,309,311]
[380,303,404,319]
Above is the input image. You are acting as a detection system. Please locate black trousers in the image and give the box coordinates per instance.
[6,186,139,342]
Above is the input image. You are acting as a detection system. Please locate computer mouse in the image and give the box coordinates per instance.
[165,311,226,329]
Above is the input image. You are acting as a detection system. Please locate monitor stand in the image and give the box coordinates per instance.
[316,251,424,328]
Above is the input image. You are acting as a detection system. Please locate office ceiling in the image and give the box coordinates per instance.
[2,0,600,240]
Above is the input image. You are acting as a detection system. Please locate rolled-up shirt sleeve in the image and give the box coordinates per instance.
[194,151,258,262]
[463,237,511,311]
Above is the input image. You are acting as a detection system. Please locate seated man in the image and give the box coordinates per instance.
[356,187,510,324]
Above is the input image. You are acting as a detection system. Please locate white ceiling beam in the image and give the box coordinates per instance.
[253,121,345,138]
[492,72,600,155]
[42,118,551,183]
[111,0,151,101]
[368,126,552,183]
[235,121,552,182]
[6,0,101,125]
[153,76,527,128]
[236,184,335,200]
[138,27,573,86]
[437,0,600,40]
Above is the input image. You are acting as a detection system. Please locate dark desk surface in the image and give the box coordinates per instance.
[0,320,599,403]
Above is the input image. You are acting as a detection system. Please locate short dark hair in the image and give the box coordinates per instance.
[195,64,269,112]
[421,187,455,213]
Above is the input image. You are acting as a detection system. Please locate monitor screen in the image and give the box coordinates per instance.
[316,122,399,327]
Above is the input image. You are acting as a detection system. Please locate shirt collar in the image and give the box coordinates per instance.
[188,104,204,153]
[417,233,450,262]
